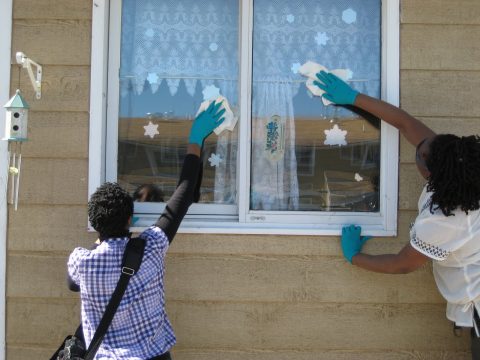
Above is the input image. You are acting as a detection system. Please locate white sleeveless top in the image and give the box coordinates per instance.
[410,186,480,326]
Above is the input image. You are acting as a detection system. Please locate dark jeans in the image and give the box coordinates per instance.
[472,309,480,360]
[149,352,172,360]
[472,329,480,360]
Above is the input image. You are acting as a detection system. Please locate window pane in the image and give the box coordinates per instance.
[251,0,381,212]
[117,0,239,205]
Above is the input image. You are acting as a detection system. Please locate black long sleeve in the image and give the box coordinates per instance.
[155,153,202,243]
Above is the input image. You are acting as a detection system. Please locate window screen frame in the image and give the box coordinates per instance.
[89,0,400,236]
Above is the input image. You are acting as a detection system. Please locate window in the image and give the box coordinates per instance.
[90,0,399,235]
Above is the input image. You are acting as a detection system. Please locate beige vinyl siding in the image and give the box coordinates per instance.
[6,0,480,359]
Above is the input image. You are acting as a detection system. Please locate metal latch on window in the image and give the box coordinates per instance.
[250,215,266,222]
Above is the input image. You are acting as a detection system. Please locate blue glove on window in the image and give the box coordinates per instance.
[341,225,372,263]
[313,70,359,105]
[189,100,226,147]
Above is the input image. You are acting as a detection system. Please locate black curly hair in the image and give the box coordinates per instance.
[426,134,480,216]
[88,182,134,239]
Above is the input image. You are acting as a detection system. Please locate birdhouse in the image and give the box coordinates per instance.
[3,89,29,141]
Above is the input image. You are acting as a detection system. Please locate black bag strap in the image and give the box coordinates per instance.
[84,237,145,360]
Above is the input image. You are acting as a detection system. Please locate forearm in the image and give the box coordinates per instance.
[354,94,435,146]
[155,144,202,242]
[186,143,201,157]
[352,253,413,274]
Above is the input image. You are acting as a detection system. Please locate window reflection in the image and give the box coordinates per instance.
[251,0,381,212]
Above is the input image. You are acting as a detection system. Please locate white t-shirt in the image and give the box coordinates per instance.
[410,186,480,326]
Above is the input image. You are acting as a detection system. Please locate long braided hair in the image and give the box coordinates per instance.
[426,134,480,216]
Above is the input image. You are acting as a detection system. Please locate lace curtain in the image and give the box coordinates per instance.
[119,0,381,210]
[251,0,381,210]
[120,0,239,204]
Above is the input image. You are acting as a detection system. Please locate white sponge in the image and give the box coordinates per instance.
[298,61,353,106]
[196,95,237,135]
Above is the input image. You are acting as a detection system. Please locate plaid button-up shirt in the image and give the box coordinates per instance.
[68,226,176,359]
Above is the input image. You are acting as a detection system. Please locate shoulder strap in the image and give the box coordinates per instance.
[84,237,145,360]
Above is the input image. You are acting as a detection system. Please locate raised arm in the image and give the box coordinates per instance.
[155,101,225,242]
[314,71,436,147]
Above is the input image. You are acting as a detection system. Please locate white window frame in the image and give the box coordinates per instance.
[89,0,400,236]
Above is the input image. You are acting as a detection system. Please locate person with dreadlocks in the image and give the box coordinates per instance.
[314,70,480,358]
[65,101,225,360]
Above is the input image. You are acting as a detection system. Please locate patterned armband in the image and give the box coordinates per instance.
[411,235,450,261]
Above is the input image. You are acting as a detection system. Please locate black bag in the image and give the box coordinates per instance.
[51,237,145,360]
[52,335,86,360]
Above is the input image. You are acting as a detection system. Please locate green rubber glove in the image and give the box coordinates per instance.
[313,70,359,105]
[341,225,372,263]
[189,100,226,147]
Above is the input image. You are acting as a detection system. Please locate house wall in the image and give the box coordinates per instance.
[5,0,480,359]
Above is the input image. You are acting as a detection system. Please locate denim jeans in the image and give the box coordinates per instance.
[149,351,172,360]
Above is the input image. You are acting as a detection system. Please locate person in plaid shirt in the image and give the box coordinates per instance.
[67,101,225,360]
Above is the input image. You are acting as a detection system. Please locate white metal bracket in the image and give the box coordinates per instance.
[15,52,42,100]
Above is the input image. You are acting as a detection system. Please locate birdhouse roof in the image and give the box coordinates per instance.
[4,90,29,109]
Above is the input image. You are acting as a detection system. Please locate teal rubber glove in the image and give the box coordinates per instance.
[189,100,226,147]
[313,70,359,105]
[341,225,372,263]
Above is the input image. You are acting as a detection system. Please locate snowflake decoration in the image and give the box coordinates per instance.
[315,32,330,46]
[147,72,159,85]
[145,28,155,38]
[291,62,301,74]
[286,14,295,23]
[324,124,347,146]
[143,121,159,139]
[202,85,221,101]
[209,42,218,52]
[354,173,364,182]
[342,8,357,24]
[208,153,222,167]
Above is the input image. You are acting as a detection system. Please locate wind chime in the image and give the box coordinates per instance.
[2,52,42,210]
[3,90,29,210]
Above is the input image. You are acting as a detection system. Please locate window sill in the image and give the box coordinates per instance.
[126,215,396,236]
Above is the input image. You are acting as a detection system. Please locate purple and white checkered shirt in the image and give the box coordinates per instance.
[68,226,176,359]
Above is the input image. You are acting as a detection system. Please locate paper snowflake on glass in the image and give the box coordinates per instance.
[342,8,357,24]
[147,72,159,85]
[143,121,159,139]
[209,42,218,52]
[315,32,330,46]
[286,14,295,23]
[202,85,221,101]
[208,153,222,167]
[145,28,155,38]
[324,124,347,146]
[354,173,364,182]
[291,62,301,74]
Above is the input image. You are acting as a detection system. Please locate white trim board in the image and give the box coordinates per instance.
[0,0,12,358]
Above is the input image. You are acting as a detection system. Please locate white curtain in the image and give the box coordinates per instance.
[250,0,380,210]
[120,0,381,210]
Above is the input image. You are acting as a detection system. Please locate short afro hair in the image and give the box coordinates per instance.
[88,182,134,239]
